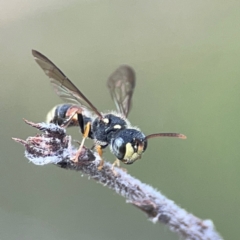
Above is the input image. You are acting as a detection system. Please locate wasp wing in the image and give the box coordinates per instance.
[107,65,135,118]
[32,50,102,119]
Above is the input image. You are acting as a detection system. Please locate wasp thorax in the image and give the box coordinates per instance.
[111,129,148,164]
[91,114,127,146]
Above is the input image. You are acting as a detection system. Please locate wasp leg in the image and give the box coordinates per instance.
[111,159,120,175]
[60,110,79,128]
[96,145,104,170]
[111,159,120,170]
[111,159,127,175]
[72,122,91,163]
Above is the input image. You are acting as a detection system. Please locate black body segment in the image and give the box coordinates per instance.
[91,114,127,145]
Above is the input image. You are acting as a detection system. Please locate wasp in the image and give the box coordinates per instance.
[32,50,186,170]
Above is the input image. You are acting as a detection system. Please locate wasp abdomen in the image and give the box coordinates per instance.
[46,104,80,126]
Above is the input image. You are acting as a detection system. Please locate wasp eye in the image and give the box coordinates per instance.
[112,137,126,160]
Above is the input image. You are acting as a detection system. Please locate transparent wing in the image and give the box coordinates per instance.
[32,50,102,119]
[107,65,135,118]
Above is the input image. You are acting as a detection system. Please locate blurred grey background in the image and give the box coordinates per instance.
[1,1,240,239]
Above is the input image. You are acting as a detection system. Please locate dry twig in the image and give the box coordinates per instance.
[13,120,223,240]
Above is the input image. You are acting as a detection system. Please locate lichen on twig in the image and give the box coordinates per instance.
[13,119,223,240]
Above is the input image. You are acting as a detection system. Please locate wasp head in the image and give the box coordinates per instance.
[110,128,148,164]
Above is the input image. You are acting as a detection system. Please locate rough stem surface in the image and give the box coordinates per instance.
[13,120,223,240]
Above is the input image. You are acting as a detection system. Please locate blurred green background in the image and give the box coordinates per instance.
[1,1,240,239]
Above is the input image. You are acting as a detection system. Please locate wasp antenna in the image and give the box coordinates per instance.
[145,133,187,140]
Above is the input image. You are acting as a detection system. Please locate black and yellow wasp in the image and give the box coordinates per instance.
[32,50,186,170]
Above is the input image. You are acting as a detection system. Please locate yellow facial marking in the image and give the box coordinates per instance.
[124,143,134,160]
[132,153,140,161]
[137,144,144,155]
[113,124,121,129]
